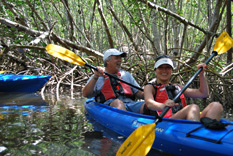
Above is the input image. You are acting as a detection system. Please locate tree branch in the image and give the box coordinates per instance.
[0,17,43,36]
[97,0,114,48]
[139,0,212,35]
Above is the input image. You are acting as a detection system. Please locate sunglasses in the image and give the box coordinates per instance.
[156,55,171,61]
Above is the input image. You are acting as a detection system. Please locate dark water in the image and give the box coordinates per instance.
[0,93,171,156]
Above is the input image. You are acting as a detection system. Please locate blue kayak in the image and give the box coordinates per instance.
[85,99,233,156]
[0,74,51,92]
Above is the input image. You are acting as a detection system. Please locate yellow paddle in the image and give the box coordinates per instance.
[45,44,143,91]
[116,32,233,156]
[0,113,3,119]
[0,70,6,74]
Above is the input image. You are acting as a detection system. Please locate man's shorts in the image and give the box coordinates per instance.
[103,99,144,113]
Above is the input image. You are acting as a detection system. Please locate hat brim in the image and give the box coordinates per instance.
[120,52,126,57]
[103,50,126,61]
[154,58,174,70]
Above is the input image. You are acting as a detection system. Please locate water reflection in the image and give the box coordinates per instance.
[0,93,170,156]
[0,93,94,155]
[0,93,48,115]
[83,119,122,156]
[85,118,171,156]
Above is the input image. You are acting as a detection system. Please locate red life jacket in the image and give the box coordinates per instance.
[95,72,134,103]
[155,84,187,118]
[144,83,187,118]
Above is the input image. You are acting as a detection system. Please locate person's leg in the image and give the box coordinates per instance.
[200,102,223,121]
[170,104,200,121]
[139,102,145,114]
[109,99,126,110]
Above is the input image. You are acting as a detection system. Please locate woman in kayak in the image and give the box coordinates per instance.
[143,55,223,121]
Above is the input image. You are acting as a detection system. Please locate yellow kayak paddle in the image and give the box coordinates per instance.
[0,70,6,74]
[45,44,143,91]
[116,32,233,156]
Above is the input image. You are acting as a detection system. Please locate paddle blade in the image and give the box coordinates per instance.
[214,32,233,54]
[0,70,6,74]
[45,44,86,66]
[116,123,155,156]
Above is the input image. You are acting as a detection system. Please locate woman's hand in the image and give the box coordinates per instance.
[164,99,176,107]
[197,63,207,76]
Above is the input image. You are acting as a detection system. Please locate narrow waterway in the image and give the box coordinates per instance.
[0,93,168,156]
[1,92,231,156]
[0,93,94,155]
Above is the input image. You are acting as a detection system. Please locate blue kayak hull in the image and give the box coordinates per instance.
[0,74,51,92]
[85,99,233,156]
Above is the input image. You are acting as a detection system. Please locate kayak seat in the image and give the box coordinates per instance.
[200,117,227,130]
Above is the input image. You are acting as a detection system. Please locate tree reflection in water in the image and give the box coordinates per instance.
[0,93,94,155]
[0,93,172,156]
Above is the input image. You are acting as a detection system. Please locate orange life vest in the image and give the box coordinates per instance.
[155,84,187,118]
[95,72,133,103]
[144,83,187,118]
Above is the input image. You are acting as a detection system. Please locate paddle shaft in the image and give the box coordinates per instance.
[158,51,218,122]
[84,63,144,91]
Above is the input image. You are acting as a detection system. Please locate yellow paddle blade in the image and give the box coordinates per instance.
[214,32,233,54]
[116,123,156,156]
[45,44,86,66]
[0,113,3,119]
[0,70,6,74]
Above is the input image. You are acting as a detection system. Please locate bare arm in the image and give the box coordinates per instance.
[184,63,209,98]
[82,67,104,98]
[135,90,144,99]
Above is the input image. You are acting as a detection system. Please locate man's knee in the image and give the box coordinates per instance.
[110,99,125,110]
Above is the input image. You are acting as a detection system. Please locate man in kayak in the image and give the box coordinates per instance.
[82,49,145,113]
[143,55,223,121]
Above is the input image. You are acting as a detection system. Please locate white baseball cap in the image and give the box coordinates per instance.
[154,58,174,70]
[103,49,126,61]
